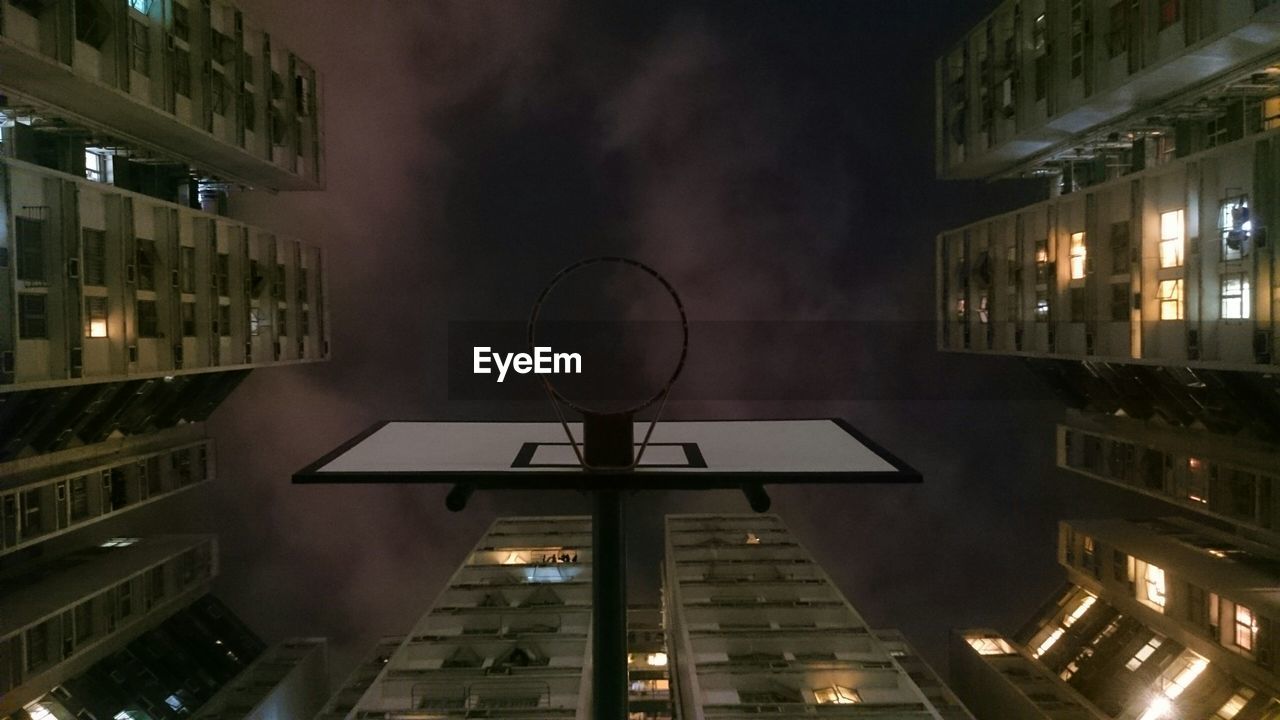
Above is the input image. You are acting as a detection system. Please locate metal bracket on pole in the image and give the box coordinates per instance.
[445,484,474,512]
[742,483,771,512]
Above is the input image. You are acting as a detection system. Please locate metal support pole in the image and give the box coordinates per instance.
[592,489,627,719]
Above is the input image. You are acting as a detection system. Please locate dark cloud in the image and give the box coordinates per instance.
[108,0,1187,685]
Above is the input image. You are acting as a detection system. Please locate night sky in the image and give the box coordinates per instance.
[123,0,1186,682]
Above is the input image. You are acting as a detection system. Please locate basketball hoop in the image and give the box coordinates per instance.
[527,257,689,470]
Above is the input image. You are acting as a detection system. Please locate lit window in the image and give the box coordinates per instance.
[1069,232,1087,279]
[1220,197,1251,260]
[26,705,55,720]
[1159,210,1184,268]
[647,652,668,667]
[164,694,183,710]
[1137,651,1208,720]
[1033,627,1064,658]
[128,0,152,12]
[813,686,861,704]
[1221,274,1251,320]
[1235,604,1258,651]
[966,636,1016,656]
[744,532,761,544]
[99,537,140,548]
[1165,652,1209,698]
[1143,564,1167,609]
[1215,688,1255,719]
[85,296,108,338]
[1062,593,1097,628]
[85,149,108,183]
[1127,636,1163,671]
[1157,279,1184,320]
[1265,97,1280,131]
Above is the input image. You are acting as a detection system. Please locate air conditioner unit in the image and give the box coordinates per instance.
[67,258,80,278]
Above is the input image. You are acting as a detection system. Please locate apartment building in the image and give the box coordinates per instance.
[662,513,950,719]
[1057,409,1280,541]
[191,637,328,720]
[0,0,323,191]
[341,516,594,718]
[952,516,1280,720]
[0,534,219,715]
[937,0,1280,181]
[14,594,266,720]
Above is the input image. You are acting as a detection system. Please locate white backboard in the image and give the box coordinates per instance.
[294,419,917,488]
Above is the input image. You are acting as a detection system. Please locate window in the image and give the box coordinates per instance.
[966,636,1016,655]
[813,686,861,704]
[1069,232,1087,279]
[1035,239,1050,282]
[181,302,196,336]
[218,304,231,337]
[128,0,151,12]
[1235,604,1259,651]
[1035,54,1049,100]
[21,489,42,539]
[1221,197,1252,260]
[83,229,107,286]
[210,71,229,115]
[26,623,49,671]
[129,18,150,76]
[1160,210,1184,268]
[1111,283,1130,321]
[147,565,166,603]
[1160,652,1208,702]
[1222,274,1251,320]
[1033,627,1064,658]
[1126,635,1163,670]
[243,91,257,131]
[74,601,93,643]
[1159,0,1180,29]
[75,0,111,48]
[171,2,189,42]
[136,240,157,291]
[16,217,45,282]
[85,150,107,183]
[1158,279,1184,320]
[1070,287,1087,321]
[18,294,48,339]
[1264,96,1280,131]
[249,308,263,336]
[1063,593,1097,626]
[136,300,159,338]
[179,246,195,293]
[216,253,230,296]
[1108,2,1128,57]
[173,47,191,97]
[70,478,89,521]
[1110,220,1130,273]
[85,296,108,338]
[1216,688,1256,719]
[117,582,133,617]
[1035,291,1049,321]
[1207,114,1231,148]
[1070,0,1085,78]
[1143,563,1167,609]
